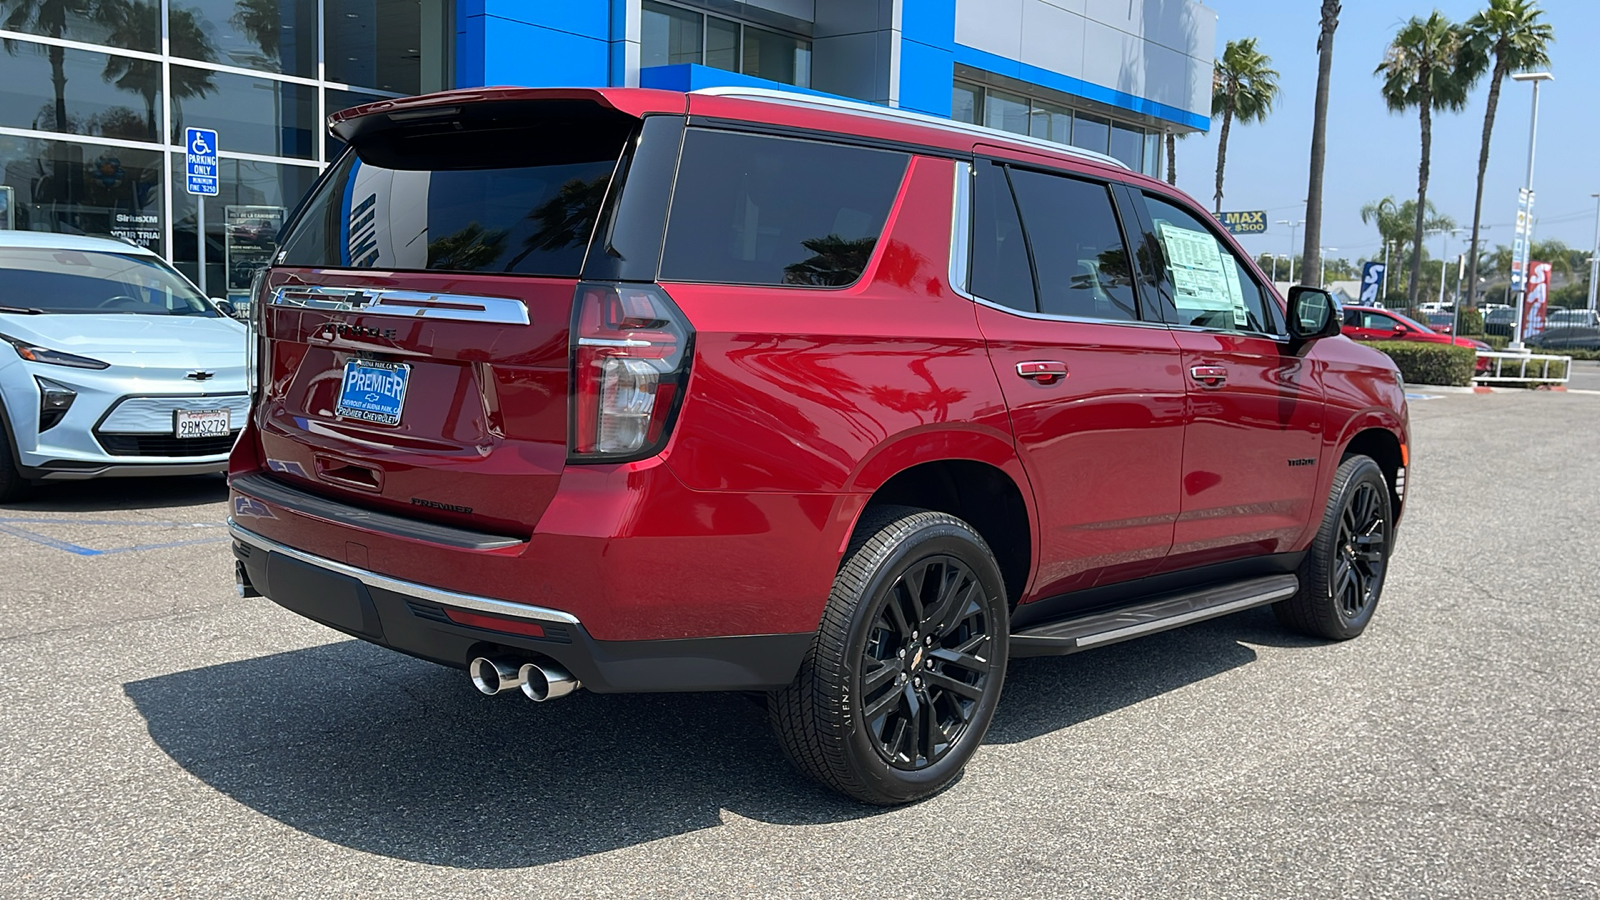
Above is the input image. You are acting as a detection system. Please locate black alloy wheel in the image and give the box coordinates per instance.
[769,506,1009,805]
[859,554,995,771]
[1332,479,1387,622]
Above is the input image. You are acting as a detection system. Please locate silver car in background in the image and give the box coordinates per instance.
[0,232,247,501]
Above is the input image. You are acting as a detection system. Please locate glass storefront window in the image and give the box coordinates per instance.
[1,134,165,254]
[169,154,317,297]
[0,41,161,141]
[984,89,1029,137]
[325,0,422,94]
[1143,132,1162,178]
[169,66,315,160]
[1029,100,1071,145]
[743,24,809,88]
[641,1,702,68]
[173,0,318,78]
[952,83,980,125]
[1072,113,1110,155]
[638,3,809,86]
[706,16,740,72]
[1110,123,1143,171]
[1,0,158,53]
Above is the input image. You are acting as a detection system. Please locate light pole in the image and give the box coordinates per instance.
[1510,71,1552,350]
[1278,219,1305,283]
[1320,247,1337,287]
[1587,192,1599,312]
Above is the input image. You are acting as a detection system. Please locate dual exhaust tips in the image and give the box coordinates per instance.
[469,656,580,702]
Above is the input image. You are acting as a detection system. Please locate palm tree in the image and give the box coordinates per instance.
[1460,0,1553,312]
[1165,131,1177,185]
[1301,0,1339,287]
[100,4,216,141]
[1377,13,1485,307]
[1211,38,1279,214]
[231,0,282,66]
[1360,196,1454,271]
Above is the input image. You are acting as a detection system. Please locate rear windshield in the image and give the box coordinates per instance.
[660,130,908,287]
[0,249,218,316]
[279,117,630,276]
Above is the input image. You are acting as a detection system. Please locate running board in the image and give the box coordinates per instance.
[1010,574,1299,658]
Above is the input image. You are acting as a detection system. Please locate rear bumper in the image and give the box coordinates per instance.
[229,520,811,692]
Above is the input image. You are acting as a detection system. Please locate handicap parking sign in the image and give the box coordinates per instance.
[185,127,219,196]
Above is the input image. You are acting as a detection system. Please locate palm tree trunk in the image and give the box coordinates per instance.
[1465,56,1507,311]
[1166,131,1177,185]
[1301,0,1339,288]
[1408,88,1433,308]
[1214,102,1233,214]
[47,43,73,208]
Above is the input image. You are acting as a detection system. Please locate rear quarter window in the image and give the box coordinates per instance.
[660,130,908,288]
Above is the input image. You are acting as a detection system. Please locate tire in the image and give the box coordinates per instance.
[1274,454,1393,640]
[0,403,25,504]
[768,505,1010,805]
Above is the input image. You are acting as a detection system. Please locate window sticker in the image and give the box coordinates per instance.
[1157,222,1249,327]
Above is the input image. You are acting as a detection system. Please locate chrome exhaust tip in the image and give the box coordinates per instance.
[235,561,261,599]
[468,657,527,696]
[518,661,580,702]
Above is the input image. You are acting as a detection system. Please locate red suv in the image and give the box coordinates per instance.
[1342,306,1492,373]
[230,87,1409,805]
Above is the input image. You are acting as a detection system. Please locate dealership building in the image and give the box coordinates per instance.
[0,0,1214,301]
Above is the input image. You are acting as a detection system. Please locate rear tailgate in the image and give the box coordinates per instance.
[246,92,671,535]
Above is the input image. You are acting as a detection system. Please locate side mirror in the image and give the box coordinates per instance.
[1286,286,1341,342]
[212,298,237,318]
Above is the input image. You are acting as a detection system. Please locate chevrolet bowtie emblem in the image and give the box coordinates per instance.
[186,370,215,381]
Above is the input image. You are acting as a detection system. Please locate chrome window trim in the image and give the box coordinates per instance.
[948,159,1172,331]
[271,286,531,325]
[228,520,581,625]
[949,161,972,295]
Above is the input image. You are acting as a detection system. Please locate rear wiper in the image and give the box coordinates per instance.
[0,305,45,315]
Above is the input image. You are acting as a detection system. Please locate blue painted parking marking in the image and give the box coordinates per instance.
[0,517,227,556]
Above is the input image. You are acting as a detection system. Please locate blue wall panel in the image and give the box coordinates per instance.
[898,39,953,117]
[901,0,956,49]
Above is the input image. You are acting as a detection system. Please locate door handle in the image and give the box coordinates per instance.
[1016,360,1068,384]
[1190,365,1228,388]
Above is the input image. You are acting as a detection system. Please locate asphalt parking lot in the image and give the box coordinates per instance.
[2,391,1597,899]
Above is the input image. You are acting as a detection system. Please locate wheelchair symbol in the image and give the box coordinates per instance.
[190,132,212,155]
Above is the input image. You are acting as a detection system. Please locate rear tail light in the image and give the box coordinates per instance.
[569,282,693,460]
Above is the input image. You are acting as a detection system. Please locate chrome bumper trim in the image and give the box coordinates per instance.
[227,519,581,626]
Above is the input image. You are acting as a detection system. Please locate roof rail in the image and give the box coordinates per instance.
[689,86,1131,171]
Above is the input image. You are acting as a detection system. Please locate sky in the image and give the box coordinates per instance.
[1179,0,1597,274]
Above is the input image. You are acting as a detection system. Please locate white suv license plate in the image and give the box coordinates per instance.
[174,408,231,439]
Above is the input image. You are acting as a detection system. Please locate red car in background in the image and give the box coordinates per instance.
[1342,306,1491,373]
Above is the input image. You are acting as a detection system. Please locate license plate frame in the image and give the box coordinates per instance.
[173,407,231,439]
[334,359,411,426]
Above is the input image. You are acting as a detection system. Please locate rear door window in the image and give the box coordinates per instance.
[969,160,1036,313]
[660,130,908,287]
[1007,167,1139,321]
[278,119,630,276]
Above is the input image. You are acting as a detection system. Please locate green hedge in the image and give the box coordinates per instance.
[1357,341,1477,386]
[1455,307,1484,336]
[1479,334,1511,350]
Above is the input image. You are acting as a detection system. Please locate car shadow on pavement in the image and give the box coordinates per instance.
[123,607,1315,868]
[2,474,226,512]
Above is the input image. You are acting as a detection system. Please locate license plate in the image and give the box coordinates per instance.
[335,359,411,426]
[174,408,231,438]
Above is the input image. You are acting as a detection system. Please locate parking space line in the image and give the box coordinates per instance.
[0,518,230,556]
